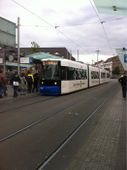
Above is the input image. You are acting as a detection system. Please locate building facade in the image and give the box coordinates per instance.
[0,47,75,72]
[105,56,124,75]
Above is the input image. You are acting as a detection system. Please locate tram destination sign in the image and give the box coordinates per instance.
[0,17,16,47]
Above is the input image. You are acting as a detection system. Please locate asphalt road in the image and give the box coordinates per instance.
[0,80,126,170]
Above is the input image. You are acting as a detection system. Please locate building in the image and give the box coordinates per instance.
[20,47,75,61]
[105,56,124,75]
[0,47,75,72]
[94,56,124,77]
[0,17,16,73]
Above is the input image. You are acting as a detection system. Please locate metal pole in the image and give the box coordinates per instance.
[96,49,100,66]
[77,49,79,61]
[123,47,127,71]
[3,48,6,74]
[17,17,20,74]
[70,50,72,60]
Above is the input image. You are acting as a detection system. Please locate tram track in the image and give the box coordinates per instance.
[37,95,110,170]
[0,91,99,142]
[0,82,116,143]
[0,95,55,114]
[0,80,120,170]
[0,83,109,114]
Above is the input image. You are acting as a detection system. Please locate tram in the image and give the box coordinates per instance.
[39,58,110,95]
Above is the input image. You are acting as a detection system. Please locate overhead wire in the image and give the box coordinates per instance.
[89,0,115,54]
[11,0,81,48]
[11,0,117,56]
[11,0,55,28]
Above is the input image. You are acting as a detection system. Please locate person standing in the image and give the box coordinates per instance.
[26,70,34,93]
[119,71,127,99]
[32,72,39,93]
[19,72,27,95]
[10,71,21,97]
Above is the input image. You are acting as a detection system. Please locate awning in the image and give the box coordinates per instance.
[93,0,127,15]
[27,52,61,61]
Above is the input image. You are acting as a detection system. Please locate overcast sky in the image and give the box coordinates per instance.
[0,0,127,64]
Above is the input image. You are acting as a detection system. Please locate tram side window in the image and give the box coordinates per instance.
[84,70,87,79]
[91,71,94,79]
[67,67,75,80]
[61,67,88,80]
[107,73,110,78]
[78,69,82,79]
[96,72,99,79]
[61,66,67,80]
[101,72,105,78]
[91,71,99,79]
[79,69,87,79]
[75,68,79,80]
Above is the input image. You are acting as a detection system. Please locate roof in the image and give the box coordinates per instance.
[20,47,76,61]
[94,0,127,15]
[27,52,62,60]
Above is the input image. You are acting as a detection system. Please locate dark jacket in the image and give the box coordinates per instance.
[10,74,21,86]
[0,73,5,85]
[119,75,127,87]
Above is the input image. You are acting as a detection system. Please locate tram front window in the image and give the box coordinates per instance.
[41,64,60,80]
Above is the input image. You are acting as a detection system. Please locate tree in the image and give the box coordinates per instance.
[112,66,120,75]
[30,41,41,53]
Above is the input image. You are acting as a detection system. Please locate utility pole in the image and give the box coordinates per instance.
[17,17,20,74]
[0,46,6,74]
[123,47,127,71]
[77,49,79,61]
[96,49,100,66]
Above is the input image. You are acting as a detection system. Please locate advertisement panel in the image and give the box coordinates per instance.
[0,58,3,64]
[116,49,127,71]
[0,17,16,47]
[20,57,33,64]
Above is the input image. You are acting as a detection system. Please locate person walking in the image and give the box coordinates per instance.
[0,69,6,98]
[10,71,21,97]
[119,71,127,99]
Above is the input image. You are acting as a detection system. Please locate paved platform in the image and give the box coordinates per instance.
[39,82,127,170]
[0,85,38,101]
[70,89,127,170]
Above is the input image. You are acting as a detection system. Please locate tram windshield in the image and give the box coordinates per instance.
[41,61,60,80]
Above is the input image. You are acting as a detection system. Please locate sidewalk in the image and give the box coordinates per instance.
[0,85,38,101]
[66,89,127,170]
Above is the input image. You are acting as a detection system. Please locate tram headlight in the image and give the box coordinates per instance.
[54,82,57,85]
[41,81,44,84]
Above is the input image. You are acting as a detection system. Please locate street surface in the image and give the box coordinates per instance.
[0,80,126,170]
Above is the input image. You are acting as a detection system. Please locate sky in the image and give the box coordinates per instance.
[0,0,127,64]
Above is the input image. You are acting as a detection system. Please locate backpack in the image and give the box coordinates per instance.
[26,75,33,84]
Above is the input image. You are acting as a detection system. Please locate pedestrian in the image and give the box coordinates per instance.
[3,74,8,96]
[10,71,21,97]
[26,70,34,93]
[118,71,127,99]
[32,72,39,93]
[0,69,6,98]
[19,72,27,95]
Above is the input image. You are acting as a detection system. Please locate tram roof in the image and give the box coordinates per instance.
[27,52,62,60]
